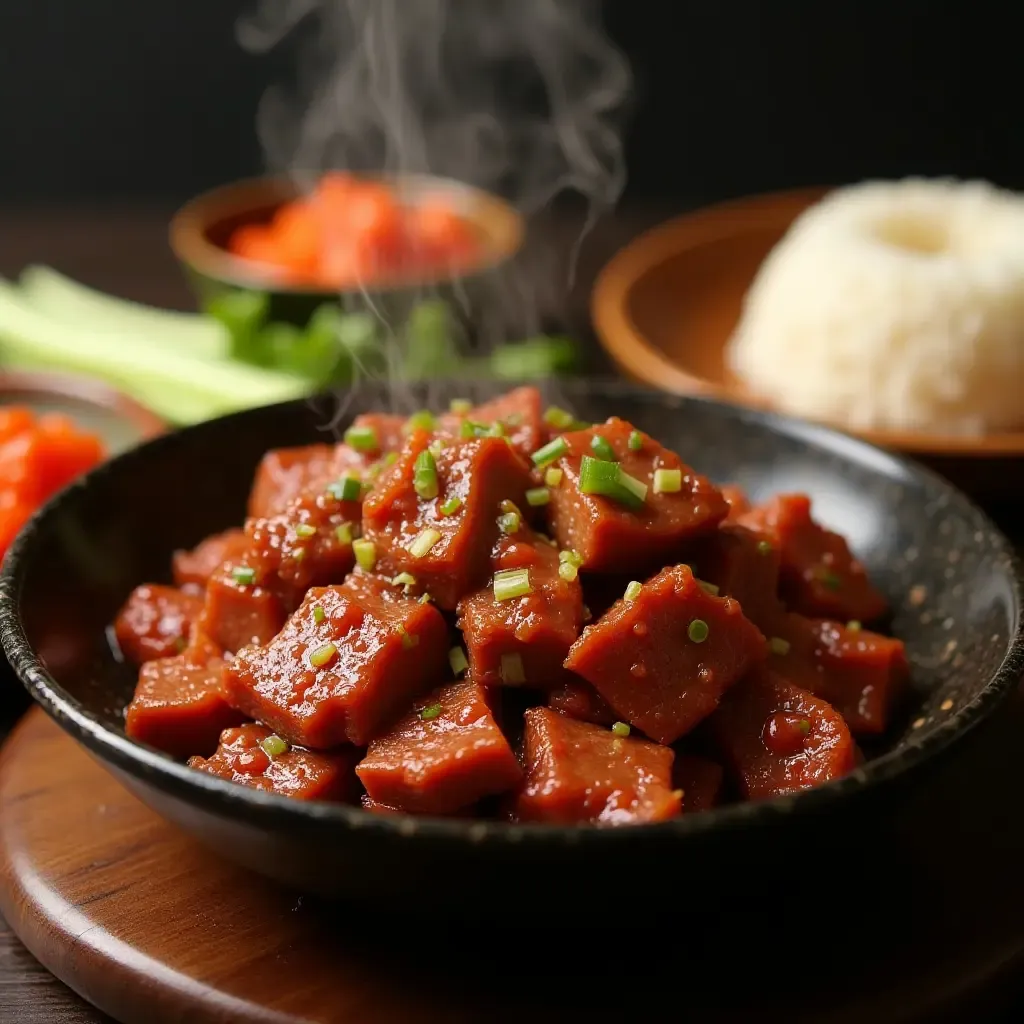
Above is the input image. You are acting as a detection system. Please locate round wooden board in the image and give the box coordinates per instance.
[3,707,1024,1024]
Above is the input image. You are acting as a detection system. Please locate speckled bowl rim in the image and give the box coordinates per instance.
[2,382,1023,849]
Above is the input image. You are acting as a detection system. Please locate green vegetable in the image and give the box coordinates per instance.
[404,299,461,379]
[439,496,462,516]
[232,566,256,586]
[449,647,469,676]
[489,335,577,379]
[344,425,378,452]
[688,619,709,643]
[611,722,630,738]
[559,549,583,568]
[768,636,790,655]
[525,486,550,507]
[313,604,326,624]
[531,436,568,468]
[498,511,521,534]
[623,581,642,602]
[205,290,271,365]
[353,539,377,571]
[493,567,532,601]
[404,410,436,433]
[577,456,647,509]
[590,435,615,461]
[392,572,417,591]
[327,476,363,503]
[335,522,354,545]
[449,398,472,415]
[847,620,862,632]
[420,703,443,721]
[653,468,682,494]
[543,406,587,430]
[627,430,643,451]
[557,561,578,582]
[757,540,773,555]
[500,653,526,684]
[260,734,289,758]
[413,449,439,500]
[408,527,442,559]
[309,643,338,668]
[400,628,419,649]
[698,580,720,596]
[293,522,317,539]
[544,467,563,487]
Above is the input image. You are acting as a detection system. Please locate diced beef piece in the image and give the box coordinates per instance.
[361,430,531,609]
[695,523,786,634]
[356,680,522,815]
[113,584,204,666]
[737,494,887,623]
[223,574,448,748]
[125,651,243,758]
[547,678,617,726]
[720,484,751,520]
[348,412,407,456]
[515,707,681,825]
[248,443,338,519]
[708,668,856,800]
[673,754,724,813]
[199,562,286,655]
[545,417,728,573]
[189,723,359,801]
[437,386,544,461]
[172,529,249,589]
[456,529,583,688]
[565,564,766,744]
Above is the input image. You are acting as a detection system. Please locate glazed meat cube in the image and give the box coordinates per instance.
[172,529,249,589]
[189,723,359,801]
[708,668,856,800]
[223,574,448,748]
[356,680,522,815]
[565,564,766,744]
[125,651,242,759]
[113,584,204,665]
[737,494,887,623]
[546,678,617,726]
[456,528,584,688]
[248,443,339,519]
[199,562,286,655]
[673,754,724,813]
[719,484,751,520]
[437,386,544,460]
[544,417,728,573]
[515,707,681,825]
[361,431,531,609]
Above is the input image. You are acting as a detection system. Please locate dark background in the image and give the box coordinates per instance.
[1,1,1020,209]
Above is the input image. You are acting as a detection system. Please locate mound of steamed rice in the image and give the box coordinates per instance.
[726,178,1024,435]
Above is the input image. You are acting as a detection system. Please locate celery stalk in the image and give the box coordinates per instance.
[18,264,231,361]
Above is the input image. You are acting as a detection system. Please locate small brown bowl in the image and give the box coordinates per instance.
[169,173,525,326]
[591,188,1024,504]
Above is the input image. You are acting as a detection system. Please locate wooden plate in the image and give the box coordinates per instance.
[591,188,1024,460]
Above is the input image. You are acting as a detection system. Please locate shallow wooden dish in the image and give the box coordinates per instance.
[591,188,1024,500]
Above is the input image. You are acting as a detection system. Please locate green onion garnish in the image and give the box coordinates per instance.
[498,511,521,534]
[328,475,363,503]
[494,567,532,601]
[757,540,773,555]
[408,527,442,559]
[699,580,720,596]
[418,593,433,604]
[653,468,682,494]
[577,456,647,509]
[558,561,578,582]
[353,538,377,571]
[439,495,462,517]
[500,652,526,685]
[460,420,489,439]
[293,547,306,563]
[847,620,862,632]
[420,703,443,721]
[294,522,316,539]
[313,604,326,624]
[817,568,842,591]
[688,619,709,643]
[797,718,812,735]
[344,425,378,451]
[413,449,439,500]
[487,420,506,437]
[623,580,642,602]
[404,409,436,433]
[543,406,577,429]
[260,734,289,758]
[768,636,790,656]
[611,721,631,738]
[392,572,417,590]
[627,430,643,451]
[309,642,338,668]
[385,452,399,466]
[449,398,472,415]
[232,566,255,586]
[544,467,563,487]
[400,628,419,649]
[449,646,469,676]
[531,436,568,468]
[590,435,616,461]
[525,486,550,507]
[428,439,445,459]
[559,549,583,567]
[335,522,353,545]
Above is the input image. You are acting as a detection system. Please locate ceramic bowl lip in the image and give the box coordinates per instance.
[2,381,1022,848]
[168,172,526,297]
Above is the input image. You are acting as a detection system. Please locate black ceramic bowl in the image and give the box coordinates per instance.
[2,381,1022,919]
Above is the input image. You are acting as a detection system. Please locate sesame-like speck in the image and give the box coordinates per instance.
[632,621,648,637]
[630,663,647,678]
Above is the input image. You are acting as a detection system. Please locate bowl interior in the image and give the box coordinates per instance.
[2,381,1020,833]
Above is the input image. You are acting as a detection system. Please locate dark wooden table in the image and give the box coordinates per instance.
[1,202,1023,1023]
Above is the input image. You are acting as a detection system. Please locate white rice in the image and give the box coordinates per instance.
[726,178,1024,434]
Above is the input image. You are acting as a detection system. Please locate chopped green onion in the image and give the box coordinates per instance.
[699,580,720,596]
[797,718,812,735]
[460,419,489,439]
[558,561,578,582]
[499,499,521,516]
[328,475,363,503]
[653,468,682,494]
[628,430,643,451]
[420,702,443,721]
[505,412,523,426]
[688,619,709,643]
[817,568,842,591]
[293,522,316,539]
[428,439,445,458]
[847,620,862,632]
[232,566,255,586]
[353,538,377,571]
[525,486,550,507]
[449,398,472,415]
[309,642,338,668]
[494,567,532,601]
[768,636,791,656]
[408,527,442,559]
[611,721,631,738]
[392,572,417,590]
[384,451,399,466]
[578,456,647,509]
[624,580,642,602]
[617,470,649,504]
[344,424,378,451]
[449,646,469,676]
[335,522,353,545]
[559,549,583,567]
[500,653,526,684]
[400,627,419,649]
[498,511,521,534]
[404,409,436,433]
[487,420,506,437]
[590,435,616,461]
[292,546,306,563]
[544,467,563,487]
[439,495,462,516]
[757,540,773,556]
[531,436,568,468]
[418,592,433,604]
[260,734,289,758]
[543,406,578,430]
[313,604,326,624]
[413,449,439,500]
